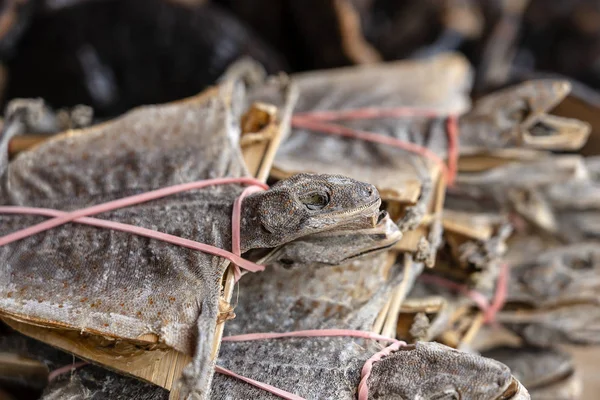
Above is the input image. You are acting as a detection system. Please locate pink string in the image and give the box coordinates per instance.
[418,262,510,324]
[47,361,89,382]
[215,366,305,400]
[222,329,400,344]
[293,107,446,121]
[290,107,459,185]
[357,341,404,400]
[231,185,268,281]
[0,177,267,247]
[0,178,269,276]
[217,329,405,400]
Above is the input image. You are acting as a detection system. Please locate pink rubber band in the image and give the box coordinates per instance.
[47,361,89,383]
[0,205,265,273]
[0,177,267,247]
[222,329,400,344]
[215,366,305,400]
[231,185,268,281]
[484,263,509,323]
[217,329,405,400]
[418,262,510,324]
[357,341,404,400]
[291,107,459,185]
[0,178,268,274]
[418,273,491,312]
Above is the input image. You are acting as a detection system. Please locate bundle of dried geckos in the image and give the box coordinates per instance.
[257,52,474,267]
[33,250,528,399]
[0,64,401,399]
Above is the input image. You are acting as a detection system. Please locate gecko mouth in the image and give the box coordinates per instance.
[495,377,529,400]
[327,198,381,217]
[338,240,396,262]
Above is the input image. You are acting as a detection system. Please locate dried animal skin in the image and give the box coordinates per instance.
[213,253,403,400]
[459,80,590,155]
[0,75,382,399]
[4,98,93,135]
[256,210,401,269]
[271,53,472,206]
[498,244,600,347]
[211,254,528,399]
[455,155,589,233]
[507,244,600,307]
[498,302,600,347]
[483,346,581,400]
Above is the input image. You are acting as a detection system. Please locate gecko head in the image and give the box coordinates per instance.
[242,173,381,250]
[260,210,401,269]
[465,80,589,151]
[368,342,529,400]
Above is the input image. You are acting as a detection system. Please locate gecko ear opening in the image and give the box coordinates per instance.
[257,189,309,234]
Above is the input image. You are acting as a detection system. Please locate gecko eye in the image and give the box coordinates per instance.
[504,100,531,123]
[300,192,330,211]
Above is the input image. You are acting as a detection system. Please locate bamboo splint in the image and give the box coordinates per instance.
[2,96,285,399]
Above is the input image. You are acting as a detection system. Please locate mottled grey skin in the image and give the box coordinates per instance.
[455,156,587,233]
[0,80,380,400]
[498,303,600,347]
[459,80,589,153]
[239,173,380,250]
[367,342,527,400]
[210,254,528,399]
[507,244,600,306]
[499,244,600,347]
[543,159,600,242]
[483,346,581,400]
[4,98,93,135]
[257,210,401,269]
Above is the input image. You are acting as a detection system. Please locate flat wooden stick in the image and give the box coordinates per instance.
[2,94,284,399]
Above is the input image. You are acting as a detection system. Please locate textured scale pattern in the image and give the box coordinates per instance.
[0,85,248,355]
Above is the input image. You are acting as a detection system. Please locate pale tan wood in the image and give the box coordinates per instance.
[206,103,286,400]
[8,135,49,157]
[393,170,446,253]
[372,297,391,336]
[2,92,285,399]
[457,148,546,173]
[459,312,484,349]
[442,210,497,241]
[380,257,414,338]
[7,87,220,159]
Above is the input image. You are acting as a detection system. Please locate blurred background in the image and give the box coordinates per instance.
[4,0,600,119]
[2,1,600,399]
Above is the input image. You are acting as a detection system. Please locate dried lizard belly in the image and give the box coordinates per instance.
[270,55,472,203]
[0,186,242,355]
[211,254,399,399]
[213,337,378,400]
[482,346,580,400]
[0,84,251,355]
[2,88,248,205]
[225,253,399,334]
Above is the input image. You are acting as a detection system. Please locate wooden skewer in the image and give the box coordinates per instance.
[8,135,50,157]
[1,93,287,400]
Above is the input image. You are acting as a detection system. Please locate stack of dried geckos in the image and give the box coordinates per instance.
[3,52,598,400]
